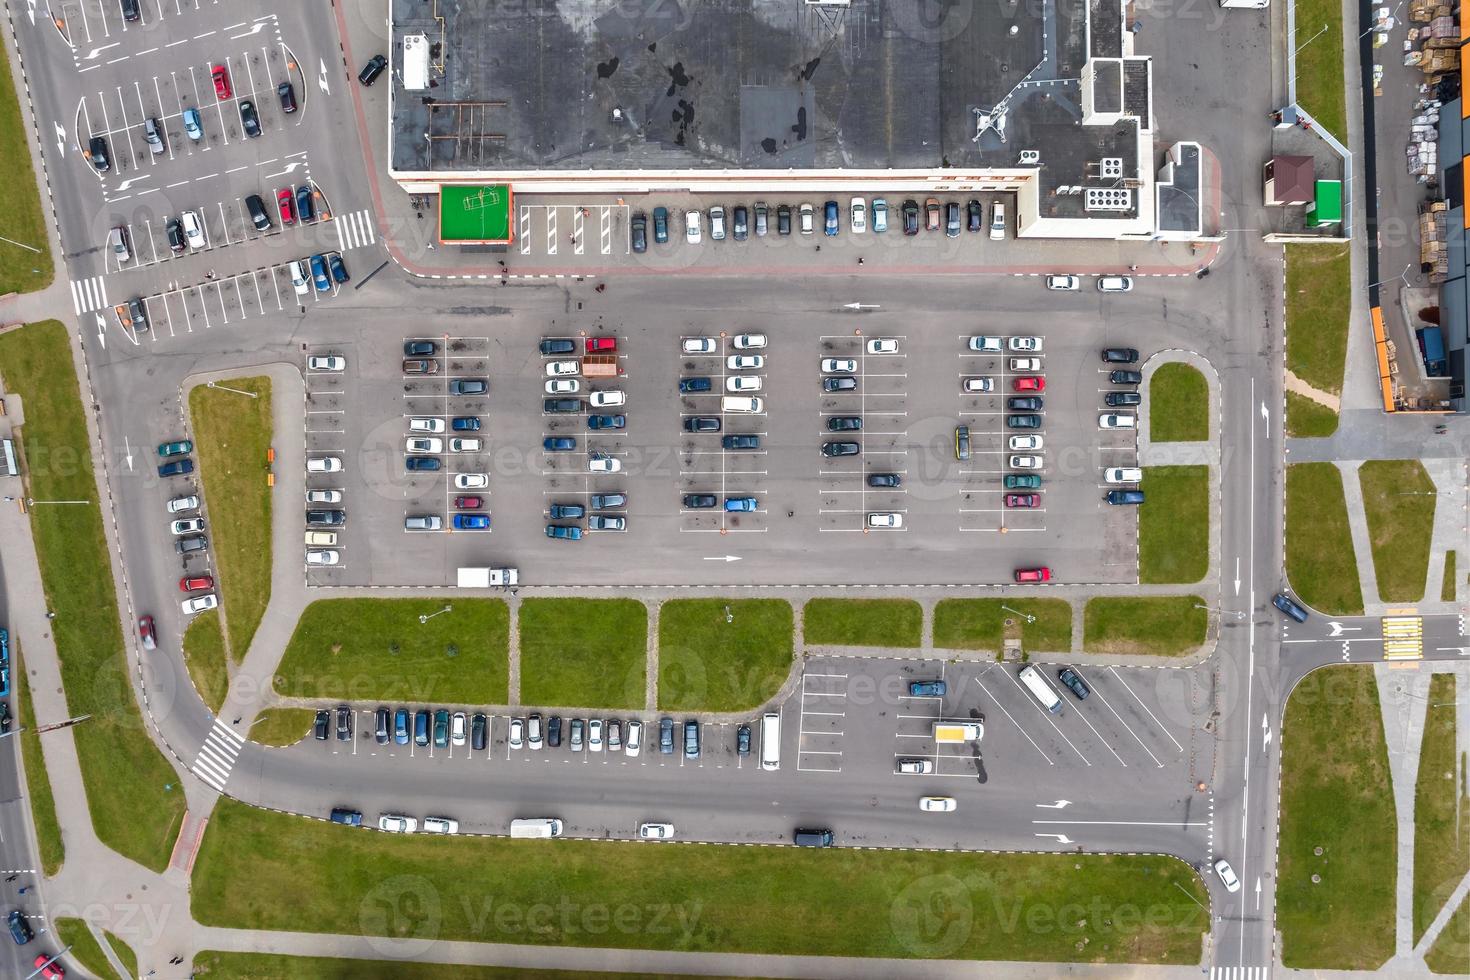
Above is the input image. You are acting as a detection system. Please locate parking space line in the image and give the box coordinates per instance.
[1105,666,1185,753]
[998,668,1090,765]
[973,673,1054,765]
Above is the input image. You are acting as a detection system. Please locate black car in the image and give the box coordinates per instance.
[127,297,149,332]
[967,199,983,232]
[166,217,185,252]
[471,712,488,750]
[374,707,390,745]
[544,398,582,414]
[736,724,752,756]
[902,199,920,235]
[1009,396,1043,411]
[1273,592,1309,623]
[1058,667,1090,700]
[245,193,272,231]
[777,204,792,236]
[359,54,388,86]
[278,81,297,113]
[1105,490,1145,505]
[828,416,863,432]
[120,0,140,21]
[823,376,857,393]
[732,205,748,241]
[722,434,759,450]
[1110,369,1144,385]
[794,828,834,847]
[539,337,576,355]
[683,493,717,509]
[1105,391,1142,407]
[549,503,585,520]
[335,704,352,741]
[306,509,346,527]
[652,207,669,244]
[405,457,440,472]
[630,212,647,253]
[313,709,330,740]
[1102,348,1140,363]
[945,201,961,237]
[239,100,261,138]
[868,473,901,488]
[657,717,676,754]
[7,909,33,945]
[754,202,768,236]
[404,340,437,356]
[679,377,712,393]
[87,135,110,172]
[683,719,700,758]
[158,459,194,477]
[414,710,429,746]
[451,379,487,395]
[822,441,860,457]
[685,416,721,432]
[540,715,558,748]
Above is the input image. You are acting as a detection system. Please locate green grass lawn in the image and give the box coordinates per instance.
[1147,364,1209,442]
[932,598,1072,654]
[191,951,743,980]
[188,377,273,662]
[1083,597,1207,657]
[249,707,318,747]
[14,642,63,876]
[1414,674,1469,944]
[803,598,921,648]
[0,321,184,872]
[276,599,508,704]
[0,40,53,294]
[182,609,229,713]
[54,918,123,980]
[1278,665,1396,969]
[1286,391,1340,438]
[1359,460,1436,603]
[658,599,793,712]
[1286,463,1364,615]
[192,798,1209,964]
[1139,466,1208,584]
[1426,890,1470,974]
[1285,245,1352,396]
[1295,0,1346,138]
[1443,551,1458,602]
[519,598,647,709]
[102,930,138,979]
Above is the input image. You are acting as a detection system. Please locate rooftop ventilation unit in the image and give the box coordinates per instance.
[1097,157,1124,179]
[1018,150,1040,165]
[1085,188,1133,212]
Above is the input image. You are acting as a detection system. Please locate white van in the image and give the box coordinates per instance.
[720,395,764,414]
[1018,665,1063,714]
[509,818,563,839]
[759,711,781,771]
[989,201,1006,240]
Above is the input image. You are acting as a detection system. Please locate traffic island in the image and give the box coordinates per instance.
[1147,364,1209,442]
[1138,466,1209,584]
[1285,462,1365,615]
[181,608,229,714]
[1359,459,1437,603]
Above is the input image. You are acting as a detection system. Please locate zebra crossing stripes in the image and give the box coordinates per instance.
[333,209,378,251]
[191,719,245,793]
[1210,967,1268,980]
[70,276,108,315]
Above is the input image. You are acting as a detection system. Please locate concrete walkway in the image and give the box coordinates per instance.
[1374,663,1434,961]
[1284,369,1341,411]
[1336,460,1382,611]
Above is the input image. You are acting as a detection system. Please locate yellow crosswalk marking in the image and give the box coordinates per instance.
[1382,616,1423,660]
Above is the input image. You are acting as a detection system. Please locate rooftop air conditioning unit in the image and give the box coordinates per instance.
[1018,150,1040,165]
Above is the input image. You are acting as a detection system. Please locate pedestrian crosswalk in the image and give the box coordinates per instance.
[70,276,108,315]
[1210,967,1268,980]
[334,209,377,251]
[1382,614,1423,660]
[191,718,245,793]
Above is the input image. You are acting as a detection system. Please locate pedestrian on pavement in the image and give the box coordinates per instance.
[18,886,27,895]
[857,257,864,265]
[595,283,605,293]
[426,243,436,250]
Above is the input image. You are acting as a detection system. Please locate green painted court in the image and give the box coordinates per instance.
[438,184,513,244]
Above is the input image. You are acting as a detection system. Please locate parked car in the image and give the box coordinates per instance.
[1097,276,1134,293]
[954,425,971,460]
[967,199,983,232]
[453,514,490,530]
[1008,415,1042,429]
[546,524,583,540]
[1009,396,1043,411]
[1004,493,1039,509]
[1106,391,1142,407]
[652,207,669,243]
[630,212,647,253]
[902,199,920,235]
[709,205,726,241]
[211,64,232,99]
[1003,474,1041,490]
[1045,275,1080,290]
[722,434,760,450]
[823,199,839,236]
[909,680,946,697]
[868,473,901,488]
[1102,347,1140,363]
[358,54,388,86]
[724,496,758,512]
[549,503,584,519]
[1105,490,1146,505]
[822,441,860,458]
[1013,376,1045,392]
[450,379,487,395]
[183,107,203,141]
[1099,414,1137,429]
[659,717,675,754]
[824,376,857,393]
[1110,369,1144,385]
[238,99,261,138]
[683,494,717,509]
[1014,567,1052,583]
[297,184,315,222]
[683,719,700,758]
[685,416,721,433]
[1058,667,1090,700]
[278,80,297,112]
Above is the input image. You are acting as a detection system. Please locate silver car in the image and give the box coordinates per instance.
[508,717,525,749]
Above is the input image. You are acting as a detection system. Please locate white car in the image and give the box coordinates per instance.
[378,814,417,834]
[451,712,467,746]
[408,417,445,433]
[685,210,702,243]
[305,549,339,566]
[454,473,489,490]
[968,336,1003,353]
[1009,454,1042,469]
[422,817,459,835]
[546,360,579,377]
[1098,275,1134,293]
[732,333,767,349]
[589,390,626,408]
[166,494,199,514]
[866,512,902,529]
[1008,336,1042,352]
[1214,858,1241,893]
[1009,357,1041,372]
[588,719,604,752]
[821,358,857,374]
[306,456,341,473]
[625,719,643,756]
[308,355,345,372]
[306,489,342,504]
[289,260,310,297]
[727,354,764,370]
[919,796,957,813]
[589,454,622,473]
[181,209,206,249]
[726,375,761,393]
[527,714,543,749]
[1099,414,1137,429]
[406,437,442,454]
[181,593,218,615]
[849,197,866,233]
[682,337,717,354]
[1104,467,1143,484]
[866,338,899,355]
[449,438,480,453]
[896,758,935,774]
[963,377,994,393]
[545,379,581,394]
[170,518,205,535]
[508,717,524,749]
[1045,275,1080,290]
[638,822,675,839]
[305,531,338,546]
[1008,435,1043,451]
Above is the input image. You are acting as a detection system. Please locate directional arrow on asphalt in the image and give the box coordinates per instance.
[1035,833,1073,845]
[228,22,268,40]
[53,121,65,156]
[1260,400,1271,437]
[1327,621,1363,637]
[82,43,121,61]
[1261,713,1272,749]
[115,176,151,192]
[94,313,106,350]
[702,555,742,562]
[842,302,880,311]
[318,59,332,95]
[123,436,133,472]
[1035,800,1071,809]
[26,0,35,26]
[1234,557,1241,596]
[1255,878,1262,910]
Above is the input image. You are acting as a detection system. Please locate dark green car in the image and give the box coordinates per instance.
[433,709,450,748]
[1003,474,1041,490]
[157,439,193,457]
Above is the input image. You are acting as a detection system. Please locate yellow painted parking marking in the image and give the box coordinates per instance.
[1382,616,1423,660]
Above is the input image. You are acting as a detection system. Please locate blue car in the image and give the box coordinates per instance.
[823,200,839,236]
[413,710,429,746]
[546,524,583,540]
[393,709,409,745]
[451,417,480,431]
[296,184,315,222]
[1273,593,1309,623]
[328,253,349,283]
[405,457,440,471]
[909,680,946,697]
[549,503,585,519]
[158,459,194,477]
[543,436,576,451]
[679,377,712,393]
[587,414,625,430]
[309,254,331,292]
[724,496,758,512]
[453,514,490,530]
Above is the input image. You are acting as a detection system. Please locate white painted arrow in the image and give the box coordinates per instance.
[94,312,106,350]
[318,59,332,95]
[1327,621,1362,637]
[1254,877,1262,910]
[82,43,121,61]
[123,436,133,472]
[842,302,880,311]
[53,121,65,156]
[26,0,36,27]
[1035,833,1073,845]
[228,22,268,40]
[115,176,151,192]
[1234,557,1241,596]
[1035,800,1071,809]
[702,555,742,562]
[1261,712,1272,749]
[1260,400,1271,437]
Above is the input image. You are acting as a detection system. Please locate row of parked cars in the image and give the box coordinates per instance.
[817,345,906,527]
[540,336,628,539]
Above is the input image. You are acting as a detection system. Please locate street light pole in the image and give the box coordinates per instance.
[419,604,452,625]
[1000,604,1036,624]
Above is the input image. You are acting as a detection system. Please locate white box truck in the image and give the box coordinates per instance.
[509,818,563,838]
[457,566,519,588]
[933,722,984,743]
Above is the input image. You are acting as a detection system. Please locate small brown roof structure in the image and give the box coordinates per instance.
[1265,155,1316,206]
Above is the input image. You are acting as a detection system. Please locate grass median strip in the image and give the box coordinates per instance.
[1139,466,1208,584]
[658,599,793,712]
[932,598,1071,654]
[182,608,228,714]
[520,598,647,710]
[1413,674,1469,944]
[1426,891,1470,974]
[1285,244,1351,396]
[54,918,123,980]
[1286,463,1364,615]
[803,598,921,648]
[0,40,54,294]
[1278,665,1395,969]
[14,642,63,876]
[1443,551,1458,602]
[102,930,138,979]
[1286,391,1340,438]
[276,598,508,704]
[1295,0,1346,137]
[249,707,318,747]
[0,321,185,872]
[192,797,1209,963]
[191,951,746,980]
[1147,363,1208,442]
[1359,459,1436,603]
[188,377,273,662]
[1083,597,1206,657]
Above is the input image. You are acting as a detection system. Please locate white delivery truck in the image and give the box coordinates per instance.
[933,722,984,743]
[457,566,519,588]
[1018,665,1063,713]
[759,711,782,771]
[509,818,563,839]
[1219,0,1268,7]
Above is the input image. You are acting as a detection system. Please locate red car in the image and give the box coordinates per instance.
[212,64,232,100]
[277,187,295,225]
[34,954,64,980]
[1014,567,1052,583]
[1004,493,1039,509]
[1013,376,1045,392]
[138,615,157,651]
[585,336,617,353]
[454,496,482,509]
[180,574,214,592]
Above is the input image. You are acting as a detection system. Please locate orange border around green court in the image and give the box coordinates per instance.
[438,184,514,245]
